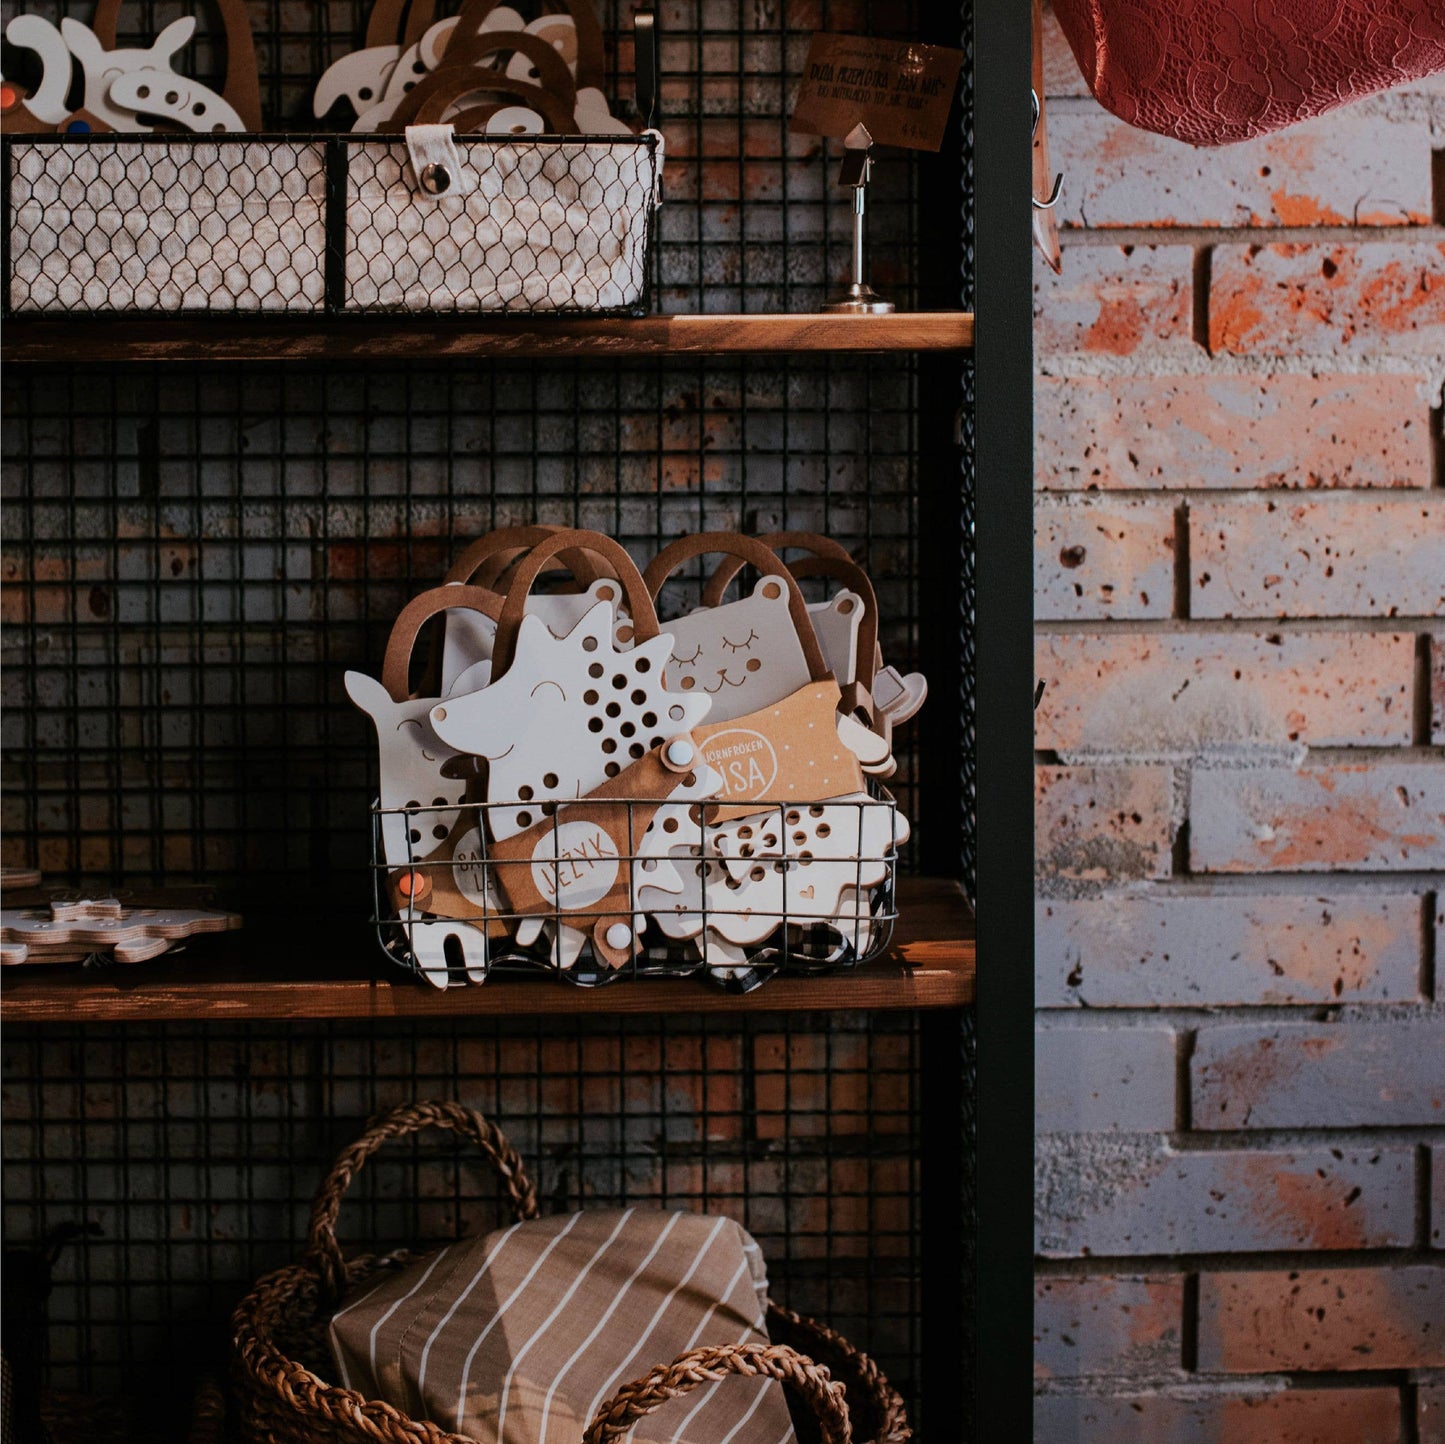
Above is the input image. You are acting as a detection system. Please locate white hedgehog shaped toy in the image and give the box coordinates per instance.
[429,598,714,841]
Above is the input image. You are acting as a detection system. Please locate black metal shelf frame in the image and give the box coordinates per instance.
[0,1,1037,1438]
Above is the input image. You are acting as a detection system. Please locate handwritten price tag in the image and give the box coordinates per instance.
[790,33,964,153]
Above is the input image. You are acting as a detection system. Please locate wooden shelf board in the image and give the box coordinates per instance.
[0,877,973,1022]
[1,311,974,363]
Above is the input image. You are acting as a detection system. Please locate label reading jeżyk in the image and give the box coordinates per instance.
[529,819,620,910]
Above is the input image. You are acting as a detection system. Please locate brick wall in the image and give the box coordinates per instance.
[1033,11,1445,1440]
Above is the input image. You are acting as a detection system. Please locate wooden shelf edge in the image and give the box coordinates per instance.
[0,877,974,1022]
[0,311,974,363]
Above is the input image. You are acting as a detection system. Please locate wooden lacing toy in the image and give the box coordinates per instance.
[427,529,720,970]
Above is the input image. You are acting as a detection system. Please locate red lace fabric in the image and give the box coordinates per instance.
[1052,0,1445,145]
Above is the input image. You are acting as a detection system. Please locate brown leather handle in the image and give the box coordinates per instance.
[444,525,607,590]
[558,0,606,94]
[584,1342,852,1444]
[301,1100,539,1306]
[642,532,831,686]
[364,0,410,50]
[702,533,880,699]
[492,530,657,679]
[400,0,439,50]
[387,64,578,133]
[700,531,854,607]
[381,584,503,701]
[92,0,262,130]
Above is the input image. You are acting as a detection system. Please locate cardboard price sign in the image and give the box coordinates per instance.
[790,34,963,152]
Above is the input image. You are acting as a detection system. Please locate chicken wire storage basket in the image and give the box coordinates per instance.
[2,130,662,316]
[342,132,662,314]
[371,790,903,991]
[3,135,329,314]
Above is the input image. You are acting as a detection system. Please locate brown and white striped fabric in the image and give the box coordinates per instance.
[328,1209,796,1443]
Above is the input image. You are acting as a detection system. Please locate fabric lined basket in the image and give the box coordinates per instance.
[342,132,662,314]
[229,1100,911,1444]
[6,137,328,314]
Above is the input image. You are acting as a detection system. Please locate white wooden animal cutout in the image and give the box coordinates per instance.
[808,589,864,689]
[873,663,928,726]
[61,17,245,132]
[661,576,815,725]
[439,577,622,697]
[429,599,713,840]
[314,45,401,119]
[4,16,74,123]
[345,670,472,867]
[639,794,908,961]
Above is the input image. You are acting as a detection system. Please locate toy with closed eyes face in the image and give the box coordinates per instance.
[659,574,818,724]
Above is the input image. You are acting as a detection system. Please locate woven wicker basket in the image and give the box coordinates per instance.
[230,1100,911,1444]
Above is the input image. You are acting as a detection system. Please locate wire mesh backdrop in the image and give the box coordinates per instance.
[0,0,975,1433]
[2,1013,925,1405]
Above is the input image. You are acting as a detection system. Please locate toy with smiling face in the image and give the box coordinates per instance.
[642,534,835,727]
[429,598,713,841]
[658,573,817,724]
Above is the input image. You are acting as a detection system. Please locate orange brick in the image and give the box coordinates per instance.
[1199,1266,1445,1372]
[1035,765,1174,882]
[1211,242,1445,356]
[1035,632,1415,752]
[1035,498,1176,620]
[1034,374,1431,491]
[1190,762,1445,873]
[1034,1387,1401,1443]
[1035,246,1195,358]
[1192,497,1445,618]
[1052,109,1431,230]
[1034,1275,1183,1378]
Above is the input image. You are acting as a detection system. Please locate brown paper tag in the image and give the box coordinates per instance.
[790,34,964,152]
[694,680,864,822]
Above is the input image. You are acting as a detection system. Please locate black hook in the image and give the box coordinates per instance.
[1030,89,1063,211]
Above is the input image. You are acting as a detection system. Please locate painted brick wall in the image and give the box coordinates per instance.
[1033,10,1445,1439]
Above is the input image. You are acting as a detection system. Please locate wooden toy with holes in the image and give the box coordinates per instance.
[0,898,242,966]
[428,532,713,844]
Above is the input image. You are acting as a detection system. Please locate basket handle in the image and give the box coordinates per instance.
[302,1100,539,1306]
[491,529,660,679]
[445,524,609,591]
[92,0,262,131]
[381,583,504,702]
[584,1342,852,1444]
[642,532,832,686]
[703,537,881,718]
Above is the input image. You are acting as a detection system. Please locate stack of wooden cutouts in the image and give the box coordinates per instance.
[315,0,630,135]
[0,874,242,966]
[1,0,260,135]
[348,527,928,991]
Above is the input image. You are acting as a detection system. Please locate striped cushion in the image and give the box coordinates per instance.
[328,1209,796,1443]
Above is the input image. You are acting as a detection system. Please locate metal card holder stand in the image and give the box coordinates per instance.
[823,122,893,315]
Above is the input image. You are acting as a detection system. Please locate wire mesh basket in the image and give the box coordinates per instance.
[370,787,902,991]
[4,135,329,314]
[3,130,662,317]
[343,132,661,314]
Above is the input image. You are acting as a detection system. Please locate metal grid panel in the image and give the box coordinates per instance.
[2,1012,927,1420]
[0,0,973,1434]
[1,354,925,905]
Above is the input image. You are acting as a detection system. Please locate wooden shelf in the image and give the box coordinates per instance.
[0,311,974,364]
[0,877,973,1023]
